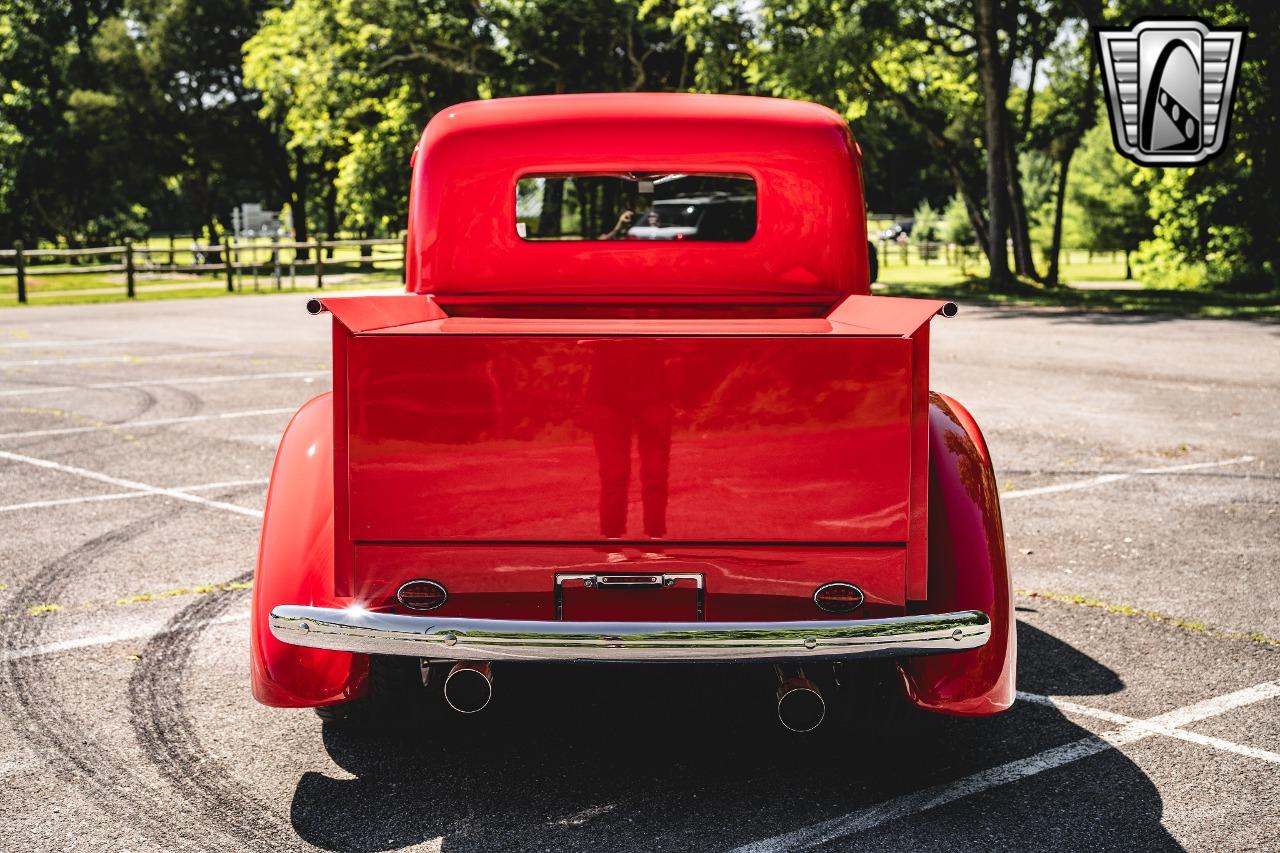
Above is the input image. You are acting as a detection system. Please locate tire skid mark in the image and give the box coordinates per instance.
[0,510,212,850]
[121,385,161,423]
[154,382,206,420]
[127,569,287,848]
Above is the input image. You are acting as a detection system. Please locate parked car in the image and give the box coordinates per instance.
[877,219,914,242]
[625,191,756,241]
[251,94,1015,732]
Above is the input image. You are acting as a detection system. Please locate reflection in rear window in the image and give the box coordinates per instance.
[516,173,756,242]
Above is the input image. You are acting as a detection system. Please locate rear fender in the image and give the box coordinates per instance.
[896,392,1016,715]
[250,391,368,707]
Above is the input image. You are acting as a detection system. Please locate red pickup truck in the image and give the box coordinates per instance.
[251,94,1015,732]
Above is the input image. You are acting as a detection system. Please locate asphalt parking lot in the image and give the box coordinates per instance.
[0,293,1276,852]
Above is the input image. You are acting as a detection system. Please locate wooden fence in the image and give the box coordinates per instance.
[872,239,1123,270]
[0,236,405,304]
[0,234,1126,304]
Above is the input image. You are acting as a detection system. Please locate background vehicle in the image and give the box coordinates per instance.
[626,190,756,241]
[876,219,915,242]
[251,94,1015,731]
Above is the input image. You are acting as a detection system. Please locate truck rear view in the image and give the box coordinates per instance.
[252,94,1015,731]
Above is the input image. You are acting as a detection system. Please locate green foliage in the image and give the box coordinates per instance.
[1019,150,1058,234]
[0,0,282,244]
[1070,124,1152,256]
[1106,0,1279,291]
[911,200,941,243]
[1,0,1275,296]
[943,194,975,246]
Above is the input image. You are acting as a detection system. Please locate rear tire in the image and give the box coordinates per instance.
[313,655,434,727]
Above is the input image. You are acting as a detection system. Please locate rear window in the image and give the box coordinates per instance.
[515,172,756,242]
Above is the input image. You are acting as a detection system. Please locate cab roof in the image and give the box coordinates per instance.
[405,93,869,300]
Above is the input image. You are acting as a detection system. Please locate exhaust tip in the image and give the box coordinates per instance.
[305,297,325,315]
[940,301,959,318]
[777,685,826,733]
[443,662,492,714]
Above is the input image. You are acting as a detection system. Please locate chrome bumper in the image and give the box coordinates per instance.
[269,606,990,663]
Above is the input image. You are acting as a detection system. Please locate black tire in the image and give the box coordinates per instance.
[313,655,434,727]
[314,699,369,725]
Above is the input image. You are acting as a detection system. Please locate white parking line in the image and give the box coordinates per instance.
[0,407,296,440]
[0,612,250,663]
[1002,455,1256,499]
[727,681,1280,853]
[0,449,264,518]
[0,350,239,368]
[0,478,269,514]
[0,370,324,398]
[1018,691,1280,764]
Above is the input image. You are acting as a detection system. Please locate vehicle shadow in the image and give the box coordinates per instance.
[966,302,1280,328]
[290,621,1182,852]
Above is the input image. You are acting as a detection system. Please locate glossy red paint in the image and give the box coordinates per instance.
[353,544,909,621]
[897,393,1016,715]
[346,334,913,544]
[251,93,1013,717]
[251,392,366,707]
[405,94,869,300]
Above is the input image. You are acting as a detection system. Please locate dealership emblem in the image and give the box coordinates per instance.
[1096,19,1245,166]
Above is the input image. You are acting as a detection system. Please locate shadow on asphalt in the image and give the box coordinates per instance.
[969,305,1280,327]
[289,622,1181,852]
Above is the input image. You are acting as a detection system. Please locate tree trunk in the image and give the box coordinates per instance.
[1047,53,1099,288]
[867,67,990,260]
[324,179,338,259]
[951,168,992,261]
[974,0,1013,289]
[1124,249,1132,280]
[293,158,310,262]
[359,228,373,271]
[537,179,564,236]
[1003,109,1038,280]
[1045,151,1072,287]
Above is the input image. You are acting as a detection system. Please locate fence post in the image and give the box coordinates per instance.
[223,238,235,292]
[124,239,136,299]
[401,232,408,285]
[314,237,324,289]
[168,234,175,267]
[14,241,25,304]
[272,239,282,290]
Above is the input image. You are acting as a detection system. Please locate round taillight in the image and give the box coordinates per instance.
[813,582,864,614]
[397,579,448,611]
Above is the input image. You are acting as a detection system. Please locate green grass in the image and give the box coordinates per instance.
[4,241,1274,318]
[1,271,404,307]
[876,279,1280,319]
[875,248,1130,285]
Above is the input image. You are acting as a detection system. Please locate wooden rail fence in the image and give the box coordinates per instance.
[0,237,405,304]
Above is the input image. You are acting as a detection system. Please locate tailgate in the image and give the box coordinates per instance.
[345,334,912,543]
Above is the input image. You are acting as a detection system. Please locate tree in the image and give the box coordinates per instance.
[1106,0,1279,291]
[943,193,975,244]
[0,0,144,244]
[0,0,283,245]
[943,192,977,271]
[751,1,1100,290]
[1070,122,1151,279]
[912,199,941,258]
[130,0,287,240]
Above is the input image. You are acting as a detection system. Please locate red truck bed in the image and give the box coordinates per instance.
[317,293,950,609]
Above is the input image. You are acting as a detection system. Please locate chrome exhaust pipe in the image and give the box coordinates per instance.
[443,661,492,713]
[774,665,826,732]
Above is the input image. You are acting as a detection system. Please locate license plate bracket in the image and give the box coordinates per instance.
[556,572,703,621]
